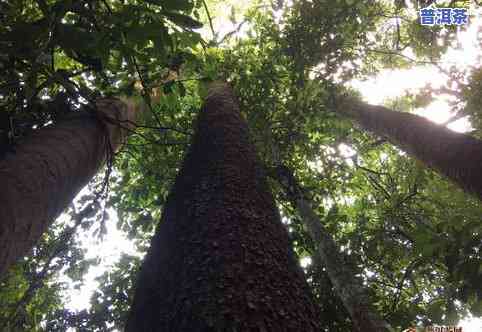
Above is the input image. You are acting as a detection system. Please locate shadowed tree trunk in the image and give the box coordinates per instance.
[126,83,321,332]
[271,165,392,332]
[338,99,482,201]
[0,98,136,278]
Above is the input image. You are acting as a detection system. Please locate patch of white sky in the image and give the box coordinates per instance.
[198,0,252,43]
[55,1,481,331]
[58,184,139,311]
[309,3,481,191]
[350,3,482,134]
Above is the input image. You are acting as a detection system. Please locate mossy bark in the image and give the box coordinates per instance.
[126,83,321,331]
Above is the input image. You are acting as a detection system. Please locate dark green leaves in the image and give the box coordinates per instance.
[163,11,203,29]
[146,0,194,12]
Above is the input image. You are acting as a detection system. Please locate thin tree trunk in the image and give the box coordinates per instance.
[0,98,136,278]
[271,165,392,332]
[337,99,482,201]
[126,83,321,331]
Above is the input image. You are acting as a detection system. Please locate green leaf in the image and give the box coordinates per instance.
[163,0,194,11]
[163,80,175,94]
[145,0,194,11]
[163,11,203,29]
[178,82,186,97]
[153,25,172,57]
[56,24,96,53]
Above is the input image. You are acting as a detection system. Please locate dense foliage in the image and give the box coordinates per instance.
[0,0,480,331]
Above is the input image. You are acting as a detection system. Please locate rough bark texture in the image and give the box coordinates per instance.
[126,83,321,332]
[271,165,392,332]
[0,98,135,278]
[339,100,482,201]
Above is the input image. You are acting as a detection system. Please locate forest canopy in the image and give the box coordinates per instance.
[0,0,481,331]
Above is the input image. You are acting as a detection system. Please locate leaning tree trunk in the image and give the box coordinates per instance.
[338,99,482,201]
[0,98,137,278]
[126,83,321,331]
[271,165,392,332]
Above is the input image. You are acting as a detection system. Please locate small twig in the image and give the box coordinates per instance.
[391,259,419,312]
[100,115,192,136]
[124,140,188,146]
[131,56,164,128]
[202,0,216,40]
[134,124,192,136]
[32,68,91,101]
[355,163,389,176]
[218,19,248,45]
[365,174,392,200]
[366,49,452,75]
[101,0,113,15]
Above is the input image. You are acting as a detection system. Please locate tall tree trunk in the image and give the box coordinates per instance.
[271,165,392,332]
[0,98,136,278]
[338,99,482,201]
[126,83,321,331]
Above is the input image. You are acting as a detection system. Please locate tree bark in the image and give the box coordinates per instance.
[126,83,321,332]
[271,165,392,332]
[338,99,482,201]
[0,98,136,278]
